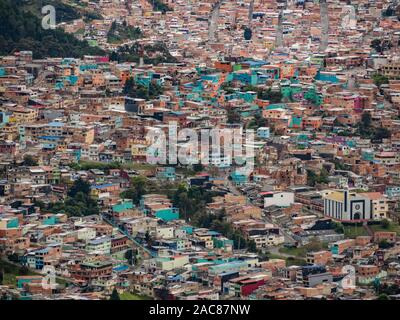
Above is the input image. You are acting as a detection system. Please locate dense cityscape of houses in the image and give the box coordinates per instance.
[0,0,400,300]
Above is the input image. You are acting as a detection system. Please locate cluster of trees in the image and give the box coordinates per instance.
[307,168,330,187]
[110,288,120,300]
[330,221,345,234]
[150,0,172,14]
[107,21,142,44]
[170,185,218,220]
[17,0,103,23]
[227,108,241,124]
[370,38,393,54]
[247,113,267,129]
[358,112,391,142]
[243,27,252,40]
[0,258,31,286]
[120,176,148,205]
[242,85,283,104]
[124,248,138,265]
[22,155,38,166]
[47,178,99,217]
[0,0,105,58]
[194,210,256,250]
[110,42,177,65]
[381,5,400,18]
[123,77,164,100]
[374,283,400,300]
[372,73,389,87]
[221,84,282,104]
[69,161,121,172]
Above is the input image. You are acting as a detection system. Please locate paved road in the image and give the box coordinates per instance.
[208,0,222,42]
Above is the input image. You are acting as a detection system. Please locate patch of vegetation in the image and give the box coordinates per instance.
[279,239,329,257]
[148,0,172,14]
[0,0,105,58]
[286,257,307,266]
[227,108,241,124]
[46,178,99,217]
[247,113,267,129]
[120,291,152,300]
[306,168,329,187]
[358,112,391,141]
[123,77,164,100]
[241,85,283,104]
[69,160,121,172]
[370,38,393,54]
[372,73,389,87]
[343,224,368,238]
[0,259,38,287]
[22,155,38,166]
[107,21,142,44]
[370,220,400,236]
[110,42,177,65]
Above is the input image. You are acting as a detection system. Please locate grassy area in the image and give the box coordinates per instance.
[279,241,329,257]
[119,292,152,300]
[286,257,307,267]
[343,225,368,238]
[0,259,38,287]
[370,222,400,235]
[123,163,157,171]
[69,160,156,172]
[266,253,306,267]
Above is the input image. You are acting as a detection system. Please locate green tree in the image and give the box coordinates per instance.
[192,163,204,172]
[0,0,105,58]
[377,293,389,300]
[244,27,252,40]
[379,239,392,249]
[373,127,391,141]
[68,178,91,198]
[372,73,389,87]
[124,249,137,265]
[361,112,372,129]
[110,288,120,300]
[121,176,147,204]
[227,108,241,124]
[123,77,135,96]
[381,219,390,229]
[22,155,38,166]
[247,240,257,253]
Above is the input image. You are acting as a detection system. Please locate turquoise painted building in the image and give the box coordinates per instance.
[154,208,179,221]
[79,64,98,71]
[156,167,176,181]
[42,216,58,225]
[361,149,375,161]
[230,171,248,185]
[113,200,135,213]
[315,71,339,83]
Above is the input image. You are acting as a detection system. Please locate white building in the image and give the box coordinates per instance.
[264,192,295,208]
